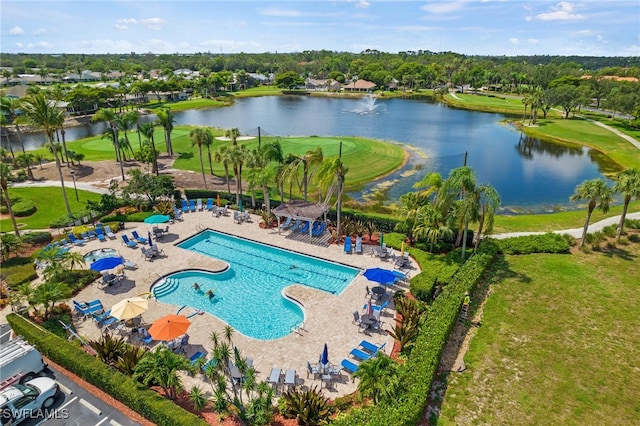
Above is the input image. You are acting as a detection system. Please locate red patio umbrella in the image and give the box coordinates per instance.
[148,314,191,341]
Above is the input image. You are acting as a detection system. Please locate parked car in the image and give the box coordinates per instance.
[0,377,59,425]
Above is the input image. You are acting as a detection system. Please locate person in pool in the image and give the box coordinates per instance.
[192,282,201,291]
[205,289,215,299]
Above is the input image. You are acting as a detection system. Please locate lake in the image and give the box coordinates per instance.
[8,95,615,213]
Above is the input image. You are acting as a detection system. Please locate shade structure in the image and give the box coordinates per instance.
[363,267,397,284]
[110,297,149,320]
[148,314,191,341]
[90,256,124,271]
[144,214,171,224]
[321,343,329,366]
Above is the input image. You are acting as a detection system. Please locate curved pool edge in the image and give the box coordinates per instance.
[148,265,230,293]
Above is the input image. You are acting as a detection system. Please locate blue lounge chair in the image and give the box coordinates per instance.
[104,225,116,239]
[202,358,218,372]
[350,347,374,361]
[279,216,293,230]
[289,219,301,232]
[298,220,310,234]
[131,231,148,244]
[86,230,98,240]
[205,198,213,211]
[358,340,386,354]
[181,199,188,213]
[135,333,154,347]
[189,200,196,212]
[310,222,320,235]
[341,359,359,375]
[67,233,86,246]
[355,236,363,254]
[121,235,138,248]
[312,222,326,237]
[344,237,352,254]
[95,228,107,242]
[190,351,205,366]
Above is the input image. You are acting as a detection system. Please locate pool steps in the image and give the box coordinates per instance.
[152,277,179,298]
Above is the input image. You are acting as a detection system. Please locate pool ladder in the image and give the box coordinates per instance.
[291,321,307,335]
[153,277,179,298]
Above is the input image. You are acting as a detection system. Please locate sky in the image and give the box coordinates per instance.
[1,1,639,57]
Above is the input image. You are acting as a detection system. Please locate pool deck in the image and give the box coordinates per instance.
[60,209,418,398]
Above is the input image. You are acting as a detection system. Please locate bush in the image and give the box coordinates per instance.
[49,216,73,228]
[99,214,128,223]
[21,232,53,246]
[3,263,37,287]
[6,314,208,426]
[12,199,37,217]
[495,233,571,255]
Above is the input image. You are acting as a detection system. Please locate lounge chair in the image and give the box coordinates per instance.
[150,245,165,256]
[190,351,205,366]
[141,247,156,260]
[266,368,282,389]
[74,300,104,318]
[202,358,218,372]
[297,220,310,234]
[340,359,359,375]
[205,198,213,211]
[173,207,184,221]
[181,199,188,213]
[228,360,243,385]
[242,211,252,222]
[344,237,352,254]
[121,235,138,248]
[312,222,326,237]
[350,347,374,361]
[358,340,386,354]
[131,231,148,245]
[86,230,98,240]
[221,205,229,216]
[123,259,138,270]
[289,219,301,232]
[234,211,243,224]
[189,200,196,212]
[355,236,363,254]
[135,332,154,348]
[67,234,86,246]
[95,228,107,242]
[284,369,297,389]
[196,198,203,211]
[279,216,293,230]
[104,225,116,239]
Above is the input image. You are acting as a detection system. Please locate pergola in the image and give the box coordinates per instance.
[272,200,330,236]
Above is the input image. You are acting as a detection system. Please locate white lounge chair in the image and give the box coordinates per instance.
[267,367,282,390]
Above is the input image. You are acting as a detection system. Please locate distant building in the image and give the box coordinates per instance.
[342,79,376,92]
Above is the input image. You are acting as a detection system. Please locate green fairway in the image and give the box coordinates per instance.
[438,243,640,425]
[0,186,102,230]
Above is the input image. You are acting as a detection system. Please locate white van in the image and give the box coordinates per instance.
[0,337,47,389]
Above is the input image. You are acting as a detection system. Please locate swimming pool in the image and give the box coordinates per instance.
[83,248,118,263]
[152,230,360,340]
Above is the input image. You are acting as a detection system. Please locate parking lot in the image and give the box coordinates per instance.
[18,364,141,426]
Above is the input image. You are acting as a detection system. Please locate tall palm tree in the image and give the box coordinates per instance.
[438,166,477,259]
[570,178,613,247]
[229,144,249,205]
[139,122,159,175]
[414,203,453,252]
[124,110,142,149]
[317,155,348,240]
[296,147,324,201]
[17,93,72,217]
[92,108,125,181]
[1,96,26,155]
[214,145,233,194]
[0,163,20,236]
[225,127,240,146]
[189,127,213,190]
[612,168,640,241]
[472,184,501,252]
[156,107,175,156]
[247,140,283,216]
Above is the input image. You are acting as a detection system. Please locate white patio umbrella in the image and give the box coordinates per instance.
[110,297,149,320]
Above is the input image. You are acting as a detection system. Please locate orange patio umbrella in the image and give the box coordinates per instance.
[148,314,191,341]
[216,194,221,207]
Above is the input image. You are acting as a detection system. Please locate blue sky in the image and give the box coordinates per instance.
[2,1,638,56]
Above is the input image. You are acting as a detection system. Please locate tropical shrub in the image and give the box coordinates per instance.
[495,233,571,255]
[12,199,36,216]
[21,231,53,246]
[281,385,332,425]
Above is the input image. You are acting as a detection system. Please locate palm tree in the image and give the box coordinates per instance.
[14,153,35,180]
[296,147,324,201]
[1,96,26,155]
[472,184,501,252]
[414,203,453,252]
[612,168,640,241]
[61,250,85,271]
[317,154,348,240]
[92,108,126,181]
[139,122,159,175]
[229,144,249,205]
[438,166,478,259]
[189,127,213,190]
[247,140,283,216]
[353,353,400,405]
[30,282,71,320]
[0,163,20,236]
[214,145,233,194]
[124,110,142,149]
[570,178,613,247]
[225,127,240,146]
[134,346,194,400]
[156,107,175,156]
[16,93,72,217]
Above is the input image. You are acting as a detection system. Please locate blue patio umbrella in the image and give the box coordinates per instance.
[144,214,171,224]
[321,343,329,366]
[363,267,397,285]
[90,256,124,271]
[148,231,153,246]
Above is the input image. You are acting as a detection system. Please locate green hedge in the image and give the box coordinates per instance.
[12,199,37,216]
[22,232,53,246]
[495,233,571,254]
[333,241,499,425]
[3,263,37,287]
[6,314,208,426]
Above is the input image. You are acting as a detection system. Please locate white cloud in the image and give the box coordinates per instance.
[15,42,23,48]
[421,1,468,14]
[76,39,134,51]
[394,25,435,32]
[356,0,370,8]
[9,26,24,36]
[534,2,585,21]
[27,41,54,49]
[140,18,167,31]
[509,37,519,44]
[527,38,539,44]
[200,39,261,50]
[260,7,305,17]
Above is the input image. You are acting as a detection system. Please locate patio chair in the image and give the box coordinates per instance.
[221,205,229,216]
[104,225,116,239]
[150,245,165,256]
[355,236,363,254]
[233,211,243,224]
[266,368,282,390]
[131,231,148,244]
[181,199,189,213]
[135,332,154,348]
[289,218,301,232]
[306,361,320,379]
[67,233,86,246]
[189,199,196,212]
[140,247,156,261]
[352,311,361,325]
[279,216,293,230]
[340,359,359,375]
[205,198,213,211]
[173,207,184,221]
[196,198,203,211]
[242,212,252,222]
[121,235,138,248]
[284,369,297,390]
[344,237,352,254]
[95,228,107,242]
[229,360,243,385]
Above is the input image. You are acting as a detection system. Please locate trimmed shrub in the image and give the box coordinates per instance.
[12,199,37,217]
[3,263,37,287]
[21,232,53,246]
[6,314,208,426]
[495,233,571,255]
[99,214,128,223]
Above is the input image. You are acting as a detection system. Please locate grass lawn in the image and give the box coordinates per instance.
[444,92,563,117]
[437,241,640,425]
[143,97,233,112]
[0,187,102,230]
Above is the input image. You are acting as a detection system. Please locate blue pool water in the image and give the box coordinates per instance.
[153,230,360,340]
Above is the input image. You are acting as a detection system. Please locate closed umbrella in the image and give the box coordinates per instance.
[148,230,153,246]
[90,256,124,271]
[380,232,384,246]
[144,214,171,224]
[320,343,329,366]
[216,194,221,207]
[110,297,148,320]
[400,241,405,257]
[363,267,397,284]
[148,314,191,341]
[366,299,373,316]
[238,199,243,213]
